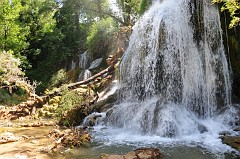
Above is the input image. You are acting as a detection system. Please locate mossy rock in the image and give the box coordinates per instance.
[58,105,90,126]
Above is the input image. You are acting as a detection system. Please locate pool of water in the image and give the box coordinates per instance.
[62,126,240,159]
[1,119,239,159]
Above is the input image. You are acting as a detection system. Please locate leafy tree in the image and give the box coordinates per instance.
[19,0,58,68]
[0,0,28,60]
[87,18,117,58]
[55,0,87,57]
[212,0,240,28]
[116,0,141,25]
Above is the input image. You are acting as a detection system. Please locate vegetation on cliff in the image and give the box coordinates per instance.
[213,0,240,28]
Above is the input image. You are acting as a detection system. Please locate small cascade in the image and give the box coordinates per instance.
[78,69,92,81]
[98,80,119,101]
[71,60,76,70]
[105,0,236,137]
[79,51,90,69]
[77,51,92,81]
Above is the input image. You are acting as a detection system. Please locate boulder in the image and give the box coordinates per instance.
[220,135,240,150]
[90,93,117,113]
[83,113,102,126]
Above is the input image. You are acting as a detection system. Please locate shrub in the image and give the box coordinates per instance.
[47,69,68,90]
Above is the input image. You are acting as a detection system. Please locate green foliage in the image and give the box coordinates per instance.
[87,18,117,58]
[117,0,141,25]
[57,89,82,115]
[0,0,29,58]
[47,69,68,90]
[20,0,58,69]
[139,0,150,15]
[0,88,28,106]
[212,0,240,28]
[0,0,122,94]
[0,89,12,105]
[55,0,87,56]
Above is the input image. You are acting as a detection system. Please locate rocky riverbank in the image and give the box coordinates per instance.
[0,119,92,159]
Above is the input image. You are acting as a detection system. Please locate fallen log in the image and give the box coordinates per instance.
[45,65,115,98]
[44,48,124,99]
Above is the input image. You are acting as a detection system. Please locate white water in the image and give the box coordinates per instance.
[79,51,90,69]
[77,51,92,81]
[98,80,119,101]
[88,0,239,157]
[78,69,92,81]
[71,60,76,70]
[107,0,234,135]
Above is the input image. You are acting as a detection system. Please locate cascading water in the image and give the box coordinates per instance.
[79,51,90,69]
[78,69,92,81]
[106,0,235,138]
[77,51,92,81]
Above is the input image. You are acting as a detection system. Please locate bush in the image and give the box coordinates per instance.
[56,88,92,126]
[47,69,68,90]
[0,51,29,106]
[0,88,28,106]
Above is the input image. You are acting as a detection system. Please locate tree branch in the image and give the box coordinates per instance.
[83,7,127,25]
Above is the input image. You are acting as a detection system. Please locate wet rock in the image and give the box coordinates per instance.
[198,124,208,133]
[18,121,55,127]
[100,154,125,159]
[0,99,42,120]
[233,126,240,132]
[220,135,240,150]
[100,148,163,159]
[83,113,102,126]
[219,131,231,136]
[135,148,163,159]
[90,93,117,113]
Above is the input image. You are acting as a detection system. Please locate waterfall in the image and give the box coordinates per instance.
[77,51,92,81]
[78,69,92,81]
[107,0,233,137]
[79,51,90,69]
[71,60,76,70]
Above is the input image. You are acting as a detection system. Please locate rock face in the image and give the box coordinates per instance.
[219,11,240,101]
[100,148,163,159]
[220,136,240,151]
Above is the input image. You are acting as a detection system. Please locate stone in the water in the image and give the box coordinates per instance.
[220,135,240,150]
[233,127,240,132]
[219,131,231,136]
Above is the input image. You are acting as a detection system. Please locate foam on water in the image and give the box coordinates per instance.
[91,107,239,157]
